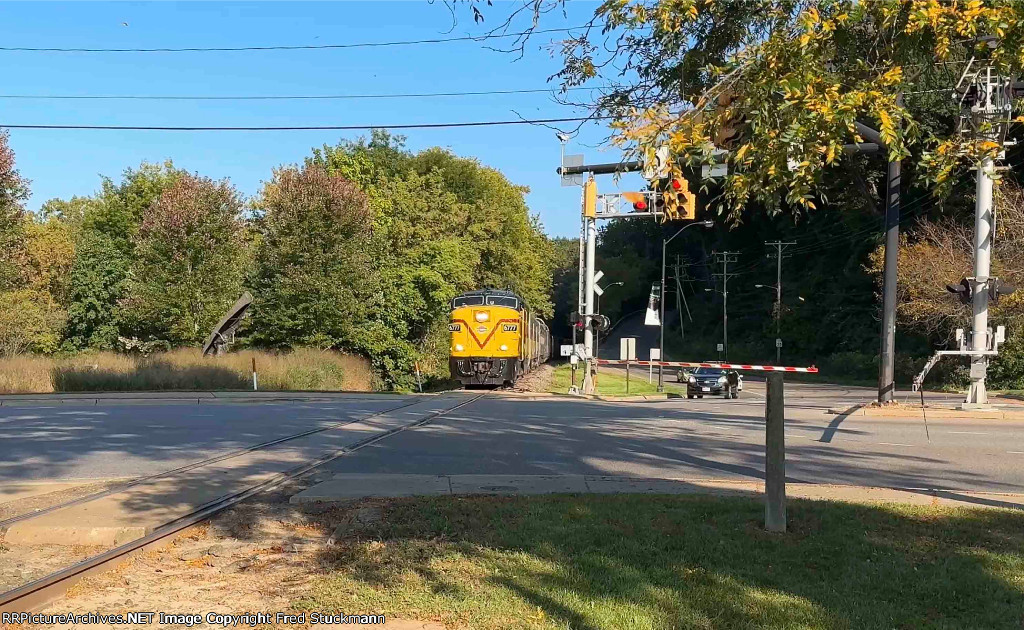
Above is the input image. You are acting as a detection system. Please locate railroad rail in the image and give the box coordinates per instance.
[0,393,487,613]
[594,359,819,373]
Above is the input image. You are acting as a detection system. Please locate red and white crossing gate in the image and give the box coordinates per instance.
[594,359,818,373]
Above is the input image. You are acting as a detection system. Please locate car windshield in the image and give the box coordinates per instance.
[694,367,725,376]
[452,296,484,308]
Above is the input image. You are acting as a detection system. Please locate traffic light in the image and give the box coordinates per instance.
[947,278,972,305]
[989,278,1017,305]
[621,191,648,212]
[655,177,696,221]
[583,177,597,218]
[589,314,611,332]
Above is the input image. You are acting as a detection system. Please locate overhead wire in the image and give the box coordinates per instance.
[0,26,587,53]
[0,116,612,132]
[0,87,595,102]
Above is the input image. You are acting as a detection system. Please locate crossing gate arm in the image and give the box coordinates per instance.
[594,359,818,373]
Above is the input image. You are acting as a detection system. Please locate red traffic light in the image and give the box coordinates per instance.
[670,178,683,190]
[633,200,648,211]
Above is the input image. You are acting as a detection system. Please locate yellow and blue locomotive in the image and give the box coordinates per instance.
[449,289,551,386]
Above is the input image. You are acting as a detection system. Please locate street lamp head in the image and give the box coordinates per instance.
[755,284,766,289]
[700,220,714,227]
[704,288,713,292]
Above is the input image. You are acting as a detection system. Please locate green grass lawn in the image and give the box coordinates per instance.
[548,363,660,396]
[295,494,1024,630]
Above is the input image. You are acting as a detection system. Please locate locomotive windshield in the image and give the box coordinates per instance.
[452,296,484,308]
[486,296,519,308]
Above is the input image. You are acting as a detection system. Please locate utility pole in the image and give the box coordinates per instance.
[712,252,739,360]
[765,242,795,365]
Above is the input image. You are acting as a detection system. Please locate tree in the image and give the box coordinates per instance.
[474,1,1024,219]
[0,289,65,356]
[123,173,247,345]
[23,215,76,307]
[0,130,30,291]
[248,164,374,351]
[63,161,186,349]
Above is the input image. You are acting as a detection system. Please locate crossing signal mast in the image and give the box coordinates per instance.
[915,56,1022,403]
[559,142,705,394]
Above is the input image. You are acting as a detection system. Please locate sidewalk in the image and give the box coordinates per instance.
[290,473,1024,511]
[829,395,1024,421]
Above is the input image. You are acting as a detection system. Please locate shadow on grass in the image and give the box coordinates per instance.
[300,494,1024,629]
[51,360,250,392]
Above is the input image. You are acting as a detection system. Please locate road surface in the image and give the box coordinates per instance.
[1,386,1022,499]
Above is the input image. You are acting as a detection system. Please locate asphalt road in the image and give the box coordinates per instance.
[1,386,1022,496]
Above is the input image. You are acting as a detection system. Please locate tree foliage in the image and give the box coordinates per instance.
[0,130,30,291]
[524,0,1024,218]
[248,164,374,352]
[124,174,247,345]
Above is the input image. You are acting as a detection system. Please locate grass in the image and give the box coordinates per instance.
[549,363,660,396]
[0,348,375,393]
[296,494,1024,630]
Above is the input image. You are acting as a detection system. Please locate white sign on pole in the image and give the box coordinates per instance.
[560,344,574,357]
[644,282,661,326]
[717,343,725,352]
[593,270,605,285]
[775,338,783,348]
[620,337,637,361]
[650,348,661,360]
[594,284,605,296]
[570,354,579,365]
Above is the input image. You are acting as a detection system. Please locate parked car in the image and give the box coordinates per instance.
[677,365,743,398]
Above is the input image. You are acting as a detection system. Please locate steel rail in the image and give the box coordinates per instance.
[0,393,487,613]
[0,397,426,530]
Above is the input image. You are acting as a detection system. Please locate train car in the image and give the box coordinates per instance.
[449,289,551,386]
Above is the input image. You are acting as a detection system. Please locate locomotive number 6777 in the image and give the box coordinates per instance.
[448,289,550,386]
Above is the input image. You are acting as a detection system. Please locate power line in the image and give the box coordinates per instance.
[0,87,595,102]
[0,116,609,132]
[0,26,584,53]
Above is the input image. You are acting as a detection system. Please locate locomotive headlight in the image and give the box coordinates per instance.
[499,344,508,351]
[474,311,489,322]
[454,344,464,352]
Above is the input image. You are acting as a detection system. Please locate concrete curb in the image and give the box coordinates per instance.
[828,403,1024,421]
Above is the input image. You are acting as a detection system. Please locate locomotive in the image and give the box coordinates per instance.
[448,289,551,386]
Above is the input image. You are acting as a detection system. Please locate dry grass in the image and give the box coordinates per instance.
[0,348,375,393]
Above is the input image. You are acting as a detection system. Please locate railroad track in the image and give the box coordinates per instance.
[0,392,487,613]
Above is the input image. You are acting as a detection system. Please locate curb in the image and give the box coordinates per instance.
[828,403,1024,421]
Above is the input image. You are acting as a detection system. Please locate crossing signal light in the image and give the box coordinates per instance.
[946,278,972,305]
[622,191,648,212]
[989,278,1017,305]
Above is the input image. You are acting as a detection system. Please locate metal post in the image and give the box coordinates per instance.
[583,218,597,394]
[765,372,786,532]
[251,357,258,392]
[878,158,901,403]
[626,359,630,394]
[965,155,995,407]
[658,239,667,392]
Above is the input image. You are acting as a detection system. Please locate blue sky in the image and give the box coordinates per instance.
[0,1,647,237]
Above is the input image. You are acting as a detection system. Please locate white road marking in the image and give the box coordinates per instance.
[1008,451,1024,454]
[878,442,915,447]
[947,431,988,435]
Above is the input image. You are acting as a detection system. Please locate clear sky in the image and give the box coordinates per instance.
[0,1,647,237]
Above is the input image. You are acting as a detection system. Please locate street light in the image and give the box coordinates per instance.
[595,281,624,361]
[659,219,714,391]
